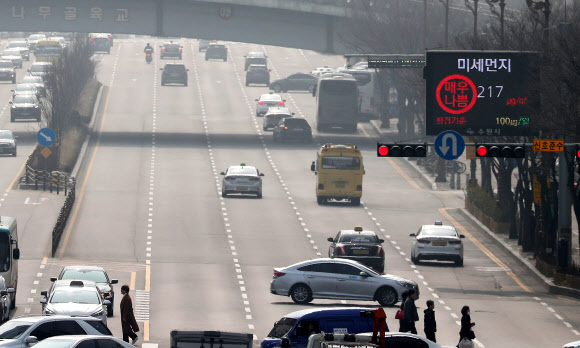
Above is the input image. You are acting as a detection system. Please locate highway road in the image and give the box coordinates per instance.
[10,38,580,348]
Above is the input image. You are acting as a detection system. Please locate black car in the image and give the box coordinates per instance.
[91,37,110,54]
[205,43,227,61]
[161,63,188,86]
[51,265,118,317]
[0,130,18,157]
[270,73,318,93]
[160,42,182,59]
[10,94,41,122]
[273,118,312,143]
[246,64,270,86]
[244,52,267,70]
[0,60,16,84]
[327,227,385,273]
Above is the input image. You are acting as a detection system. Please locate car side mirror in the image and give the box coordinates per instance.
[25,336,38,346]
[50,277,57,282]
[378,239,384,243]
[14,136,19,139]
[259,173,264,176]
[13,248,19,259]
[283,100,286,102]
[9,101,12,105]
[39,298,46,304]
[460,234,465,238]
[103,300,111,305]
[41,291,47,296]
[310,161,315,172]
[359,272,369,277]
[409,233,416,237]
[7,288,15,294]
[327,237,334,242]
[111,279,118,284]
[292,113,295,115]
[0,291,7,296]
[220,172,226,175]
[269,69,272,72]
[254,99,258,101]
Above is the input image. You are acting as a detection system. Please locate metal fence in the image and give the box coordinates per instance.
[51,184,76,256]
[22,147,75,195]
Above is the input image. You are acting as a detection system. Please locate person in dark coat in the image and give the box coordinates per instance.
[403,289,419,334]
[424,300,437,342]
[120,285,140,344]
[459,305,476,344]
[398,290,409,332]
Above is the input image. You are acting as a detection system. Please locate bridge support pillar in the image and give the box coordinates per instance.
[156,0,165,37]
[326,16,335,54]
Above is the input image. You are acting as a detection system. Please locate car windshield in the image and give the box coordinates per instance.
[61,270,108,283]
[321,81,357,95]
[16,84,35,91]
[250,66,267,71]
[261,95,282,102]
[340,234,378,243]
[29,339,76,348]
[8,42,26,48]
[50,289,100,304]
[30,64,48,72]
[0,131,14,140]
[36,46,61,55]
[284,119,308,127]
[0,61,12,68]
[228,167,258,175]
[248,52,265,58]
[13,95,36,103]
[421,227,458,237]
[267,317,297,338]
[22,77,42,84]
[0,321,33,339]
[30,35,46,40]
[210,45,225,49]
[165,65,186,72]
[164,44,180,49]
[321,156,361,170]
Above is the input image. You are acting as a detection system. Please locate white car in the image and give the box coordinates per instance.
[311,66,335,77]
[40,280,110,326]
[255,93,285,117]
[0,53,22,69]
[564,341,580,348]
[220,164,264,198]
[30,335,135,348]
[410,221,465,266]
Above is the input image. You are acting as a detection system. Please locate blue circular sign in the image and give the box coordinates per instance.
[37,128,56,147]
[434,130,465,160]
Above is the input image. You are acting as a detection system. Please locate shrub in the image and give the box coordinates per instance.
[466,184,508,222]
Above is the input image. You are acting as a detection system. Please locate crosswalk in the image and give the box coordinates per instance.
[134,290,150,321]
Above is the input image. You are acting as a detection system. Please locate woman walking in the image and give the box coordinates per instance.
[120,285,140,345]
[458,305,476,347]
[398,290,409,332]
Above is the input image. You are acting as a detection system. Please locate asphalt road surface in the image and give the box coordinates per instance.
[9,38,580,348]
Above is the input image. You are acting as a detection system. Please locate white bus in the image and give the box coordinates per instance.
[0,217,19,310]
[313,73,359,132]
[342,68,381,121]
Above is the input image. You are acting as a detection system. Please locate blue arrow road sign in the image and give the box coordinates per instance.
[37,128,56,147]
[435,130,465,160]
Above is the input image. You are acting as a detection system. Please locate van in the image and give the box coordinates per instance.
[261,307,386,348]
[244,52,267,71]
[0,217,19,309]
[311,144,364,206]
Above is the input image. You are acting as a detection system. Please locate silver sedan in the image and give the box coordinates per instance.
[270,258,418,306]
[255,93,285,117]
[1,53,22,69]
[410,222,465,266]
[220,165,264,198]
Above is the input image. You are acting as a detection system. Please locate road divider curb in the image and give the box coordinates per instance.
[72,83,104,178]
[457,208,580,299]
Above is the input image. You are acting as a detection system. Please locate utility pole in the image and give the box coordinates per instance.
[423,0,428,49]
[557,149,573,270]
[487,0,507,47]
[438,0,450,47]
[465,0,480,37]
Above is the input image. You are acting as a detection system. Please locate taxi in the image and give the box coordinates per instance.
[410,221,465,266]
[220,163,264,198]
[327,226,385,273]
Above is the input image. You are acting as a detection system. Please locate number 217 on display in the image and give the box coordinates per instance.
[477,86,503,98]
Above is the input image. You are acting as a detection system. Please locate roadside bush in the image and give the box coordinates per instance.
[466,184,508,222]
[566,261,580,277]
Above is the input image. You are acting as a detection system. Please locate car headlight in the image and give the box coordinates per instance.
[44,307,56,314]
[91,308,105,317]
[396,280,415,288]
[101,292,112,298]
[33,105,39,108]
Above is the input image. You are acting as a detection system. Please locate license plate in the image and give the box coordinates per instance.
[353,249,369,255]
[335,183,345,188]
[432,241,447,246]
[237,187,248,191]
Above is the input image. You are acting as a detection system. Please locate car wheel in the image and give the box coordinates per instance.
[223,57,227,62]
[184,81,188,86]
[351,198,360,206]
[107,304,113,317]
[316,124,323,132]
[455,258,464,267]
[308,85,315,93]
[263,126,267,131]
[317,196,325,205]
[12,149,16,157]
[412,255,419,265]
[257,192,262,198]
[376,286,398,306]
[245,81,249,86]
[272,84,281,93]
[290,284,312,304]
[37,116,41,122]
[9,292,15,309]
[222,191,227,198]
[10,116,15,122]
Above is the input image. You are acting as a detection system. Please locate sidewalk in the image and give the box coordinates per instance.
[370,119,580,299]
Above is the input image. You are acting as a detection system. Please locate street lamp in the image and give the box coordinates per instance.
[438,0,450,48]
[465,0,480,37]
[486,0,506,47]
[526,0,551,44]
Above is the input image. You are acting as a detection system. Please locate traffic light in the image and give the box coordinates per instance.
[576,145,580,160]
[377,144,427,157]
[475,144,525,158]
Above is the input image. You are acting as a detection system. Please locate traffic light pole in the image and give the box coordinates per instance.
[557,148,573,270]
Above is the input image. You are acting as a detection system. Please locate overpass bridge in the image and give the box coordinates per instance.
[0,0,521,53]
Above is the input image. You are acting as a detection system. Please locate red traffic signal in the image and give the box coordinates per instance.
[377,144,427,157]
[576,145,580,159]
[475,144,525,158]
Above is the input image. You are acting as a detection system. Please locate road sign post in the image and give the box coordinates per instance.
[37,128,56,147]
[434,130,465,160]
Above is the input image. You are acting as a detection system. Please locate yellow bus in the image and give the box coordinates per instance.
[35,39,63,63]
[310,144,364,205]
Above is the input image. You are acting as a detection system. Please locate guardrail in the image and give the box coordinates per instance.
[21,146,76,195]
[51,184,76,257]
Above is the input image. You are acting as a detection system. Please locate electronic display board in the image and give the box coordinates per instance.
[424,51,540,136]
